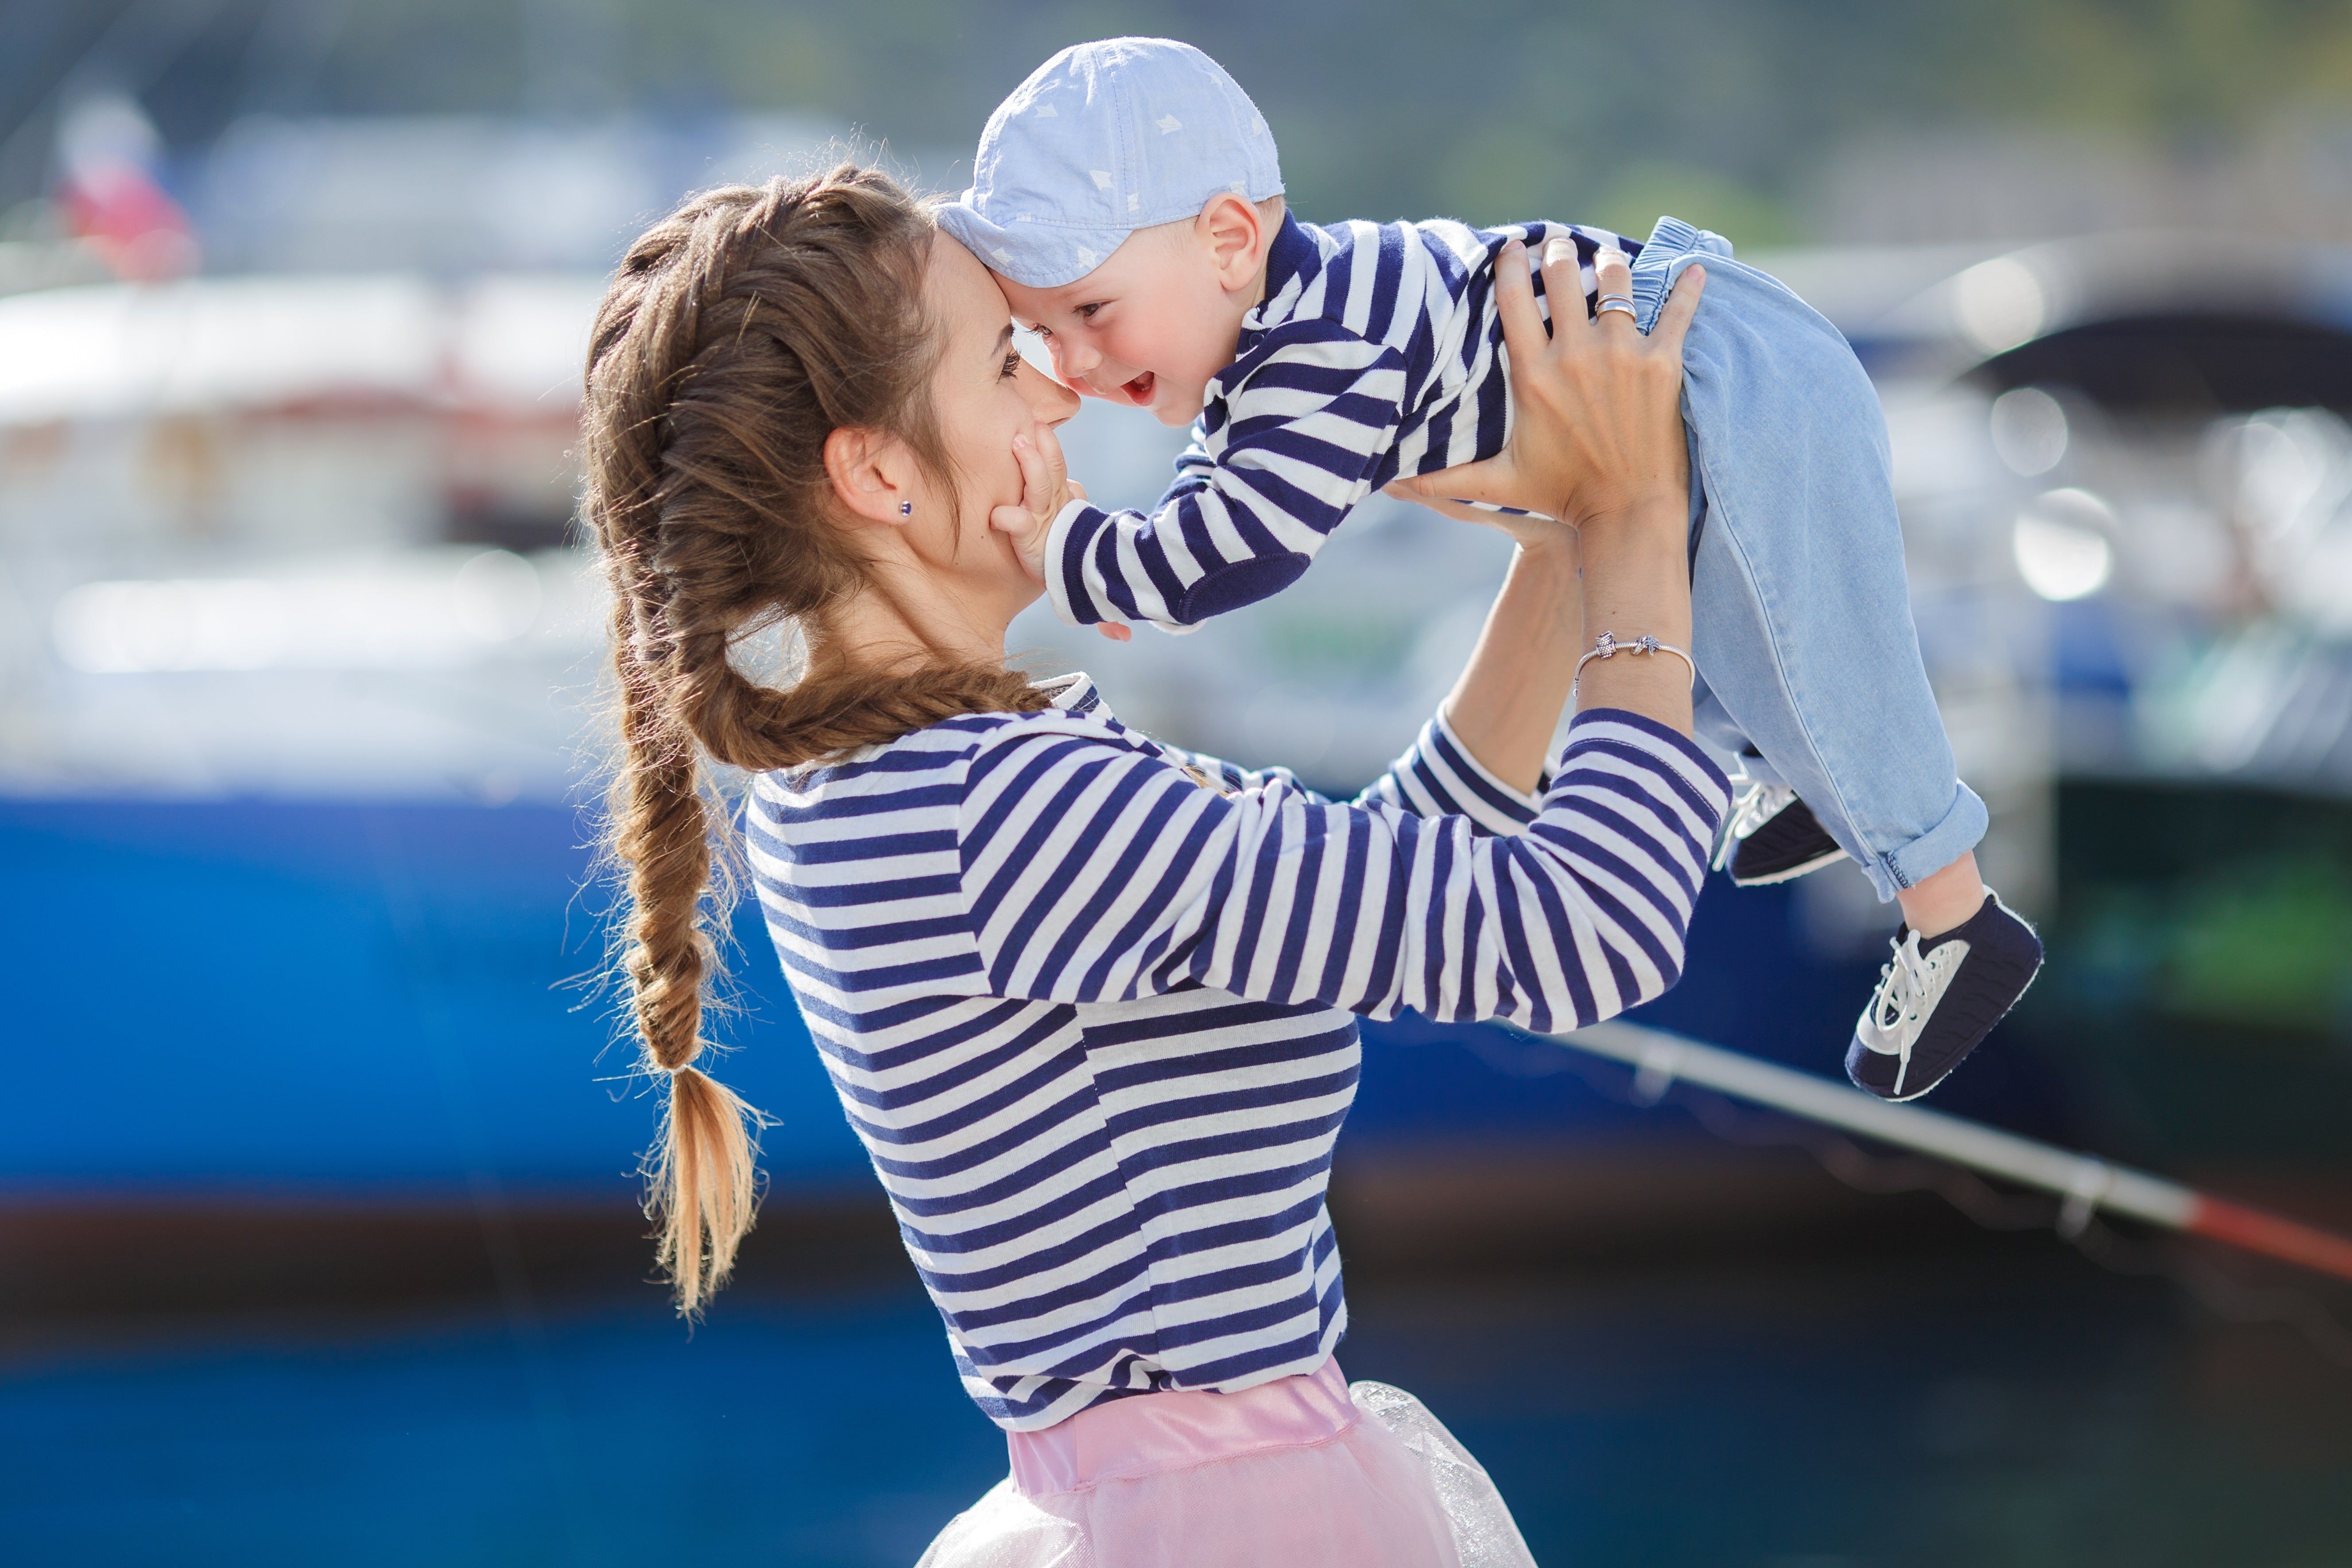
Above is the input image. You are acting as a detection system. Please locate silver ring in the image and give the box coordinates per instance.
[1596,294,1637,319]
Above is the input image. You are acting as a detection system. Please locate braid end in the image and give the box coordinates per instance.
[647,1062,763,1314]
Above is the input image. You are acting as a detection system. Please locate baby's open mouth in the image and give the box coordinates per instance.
[1120,371,1156,405]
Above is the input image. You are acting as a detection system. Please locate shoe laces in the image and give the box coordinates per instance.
[1711,781,1796,871]
[1864,930,1951,1093]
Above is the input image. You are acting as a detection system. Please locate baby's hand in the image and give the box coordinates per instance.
[990,424,1132,642]
[989,423,1079,579]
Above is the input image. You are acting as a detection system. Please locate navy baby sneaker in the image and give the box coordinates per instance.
[1846,891,2043,1102]
[1717,784,1850,887]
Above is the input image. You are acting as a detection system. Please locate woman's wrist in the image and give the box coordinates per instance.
[1573,494,1694,733]
[1441,523,1586,793]
[1578,497,1690,617]
[1575,487,1687,540]
[1509,529,1581,594]
[1573,657,1693,729]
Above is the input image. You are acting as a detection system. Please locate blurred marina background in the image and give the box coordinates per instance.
[4,1,2352,1562]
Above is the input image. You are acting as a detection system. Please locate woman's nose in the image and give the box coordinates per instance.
[1022,360,1081,423]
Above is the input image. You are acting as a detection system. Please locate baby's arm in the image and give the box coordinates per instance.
[1046,321,1412,633]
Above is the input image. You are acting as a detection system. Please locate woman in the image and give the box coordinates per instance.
[582,164,1713,1566]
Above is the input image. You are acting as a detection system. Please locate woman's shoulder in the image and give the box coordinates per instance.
[749,697,1159,817]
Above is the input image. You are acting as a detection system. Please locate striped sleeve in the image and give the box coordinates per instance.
[957,707,1731,1036]
[1361,712,1544,836]
[1166,421,1215,492]
[1148,710,1537,837]
[1045,320,1409,631]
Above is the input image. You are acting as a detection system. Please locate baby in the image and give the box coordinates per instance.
[939,36,2041,1101]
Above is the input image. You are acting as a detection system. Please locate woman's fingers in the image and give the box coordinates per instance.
[1397,456,1519,511]
[1591,245,1637,339]
[1400,485,1573,545]
[1538,236,1587,336]
[1385,477,1512,526]
[1488,240,1550,374]
[1647,263,1708,361]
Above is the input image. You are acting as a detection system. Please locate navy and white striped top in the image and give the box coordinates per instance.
[744,675,1728,1430]
[1047,212,1639,631]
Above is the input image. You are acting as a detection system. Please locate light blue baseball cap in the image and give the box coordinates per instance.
[937,38,1283,289]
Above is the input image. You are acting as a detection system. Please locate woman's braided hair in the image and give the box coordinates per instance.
[583,164,1048,1312]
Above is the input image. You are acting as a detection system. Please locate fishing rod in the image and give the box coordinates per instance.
[1549,1018,2352,1285]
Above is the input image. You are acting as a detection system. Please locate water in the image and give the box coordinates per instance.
[8,1237,2348,1566]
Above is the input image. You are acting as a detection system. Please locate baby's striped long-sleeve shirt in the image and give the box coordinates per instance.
[746,676,1727,1430]
[1046,212,1634,631]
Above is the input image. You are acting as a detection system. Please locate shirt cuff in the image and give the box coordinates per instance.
[1043,500,1119,628]
[1386,710,1542,834]
[1561,707,1734,815]
[1432,709,1545,817]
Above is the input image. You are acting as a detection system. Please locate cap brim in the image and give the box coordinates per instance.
[936,199,1136,290]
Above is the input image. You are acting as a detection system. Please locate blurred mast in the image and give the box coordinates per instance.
[1554,1019,2352,1285]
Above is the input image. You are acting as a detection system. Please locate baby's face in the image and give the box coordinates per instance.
[997,222,1252,428]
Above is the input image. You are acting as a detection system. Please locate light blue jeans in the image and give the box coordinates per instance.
[1630,216,1986,901]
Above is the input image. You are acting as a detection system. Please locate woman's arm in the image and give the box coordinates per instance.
[1434,528,1583,796]
[1152,524,1584,812]
[1156,709,1552,841]
[1402,240,1706,739]
[948,248,1723,1032]
[957,712,1726,1033]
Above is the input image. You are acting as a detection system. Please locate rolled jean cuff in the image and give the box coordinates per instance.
[1870,781,1989,903]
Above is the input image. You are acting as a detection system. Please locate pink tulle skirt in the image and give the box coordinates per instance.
[915,1358,1537,1568]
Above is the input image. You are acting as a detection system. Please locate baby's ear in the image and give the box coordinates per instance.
[1200,192,1266,288]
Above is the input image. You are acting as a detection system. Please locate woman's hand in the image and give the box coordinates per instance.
[989,422,1130,642]
[1400,240,1702,525]
[1411,240,1709,733]
[1380,484,1581,554]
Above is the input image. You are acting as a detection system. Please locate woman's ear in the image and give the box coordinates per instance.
[1199,193,1267,294]
[822,426,920,528]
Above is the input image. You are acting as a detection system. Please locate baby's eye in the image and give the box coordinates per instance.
[1077,302,1104,319]
[1000,350,1023,380]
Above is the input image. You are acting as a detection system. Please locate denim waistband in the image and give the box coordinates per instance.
[1628,214,1732,333]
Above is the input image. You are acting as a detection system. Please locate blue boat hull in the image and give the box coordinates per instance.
[0,798,2063,1198]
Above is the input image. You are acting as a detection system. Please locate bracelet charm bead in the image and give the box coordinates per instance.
[1574,630,1698,691]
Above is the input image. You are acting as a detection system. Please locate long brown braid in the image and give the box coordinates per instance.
[582,165,1049,1312]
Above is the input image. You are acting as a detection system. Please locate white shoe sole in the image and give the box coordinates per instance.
[1729,845,1851,888]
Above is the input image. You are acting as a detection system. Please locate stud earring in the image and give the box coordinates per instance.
[899,501,913,516]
